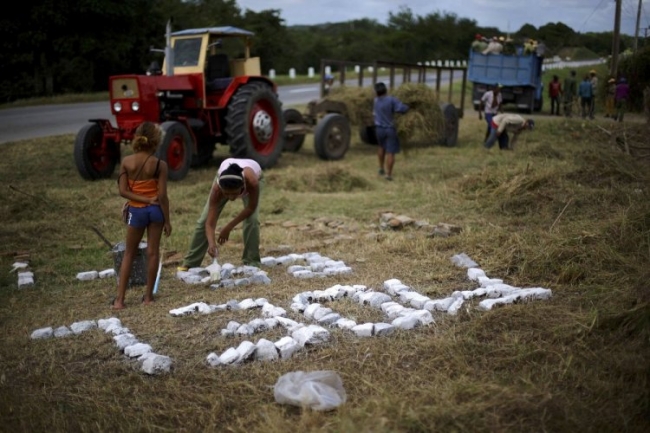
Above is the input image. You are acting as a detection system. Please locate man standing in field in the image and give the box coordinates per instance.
[373,82,409,181]
[579,74,594,119]
[563,70,577,117]
[548,75,562,116]
[484,113,535,151]
[479,84,503,141]
[589,70,598,119]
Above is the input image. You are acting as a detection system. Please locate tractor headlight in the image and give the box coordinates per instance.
[113,101,122,112]
[131,101,140,112]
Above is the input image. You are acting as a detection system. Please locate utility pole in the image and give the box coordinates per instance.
[611,0,622,77]
[634,0,643,52]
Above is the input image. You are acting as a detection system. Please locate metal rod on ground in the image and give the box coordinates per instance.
[153,259,162,294]
[90,226,114,250]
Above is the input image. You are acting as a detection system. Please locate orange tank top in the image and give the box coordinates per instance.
[128,179,158,208]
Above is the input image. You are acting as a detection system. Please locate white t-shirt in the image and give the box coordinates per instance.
[218,158,262,178]
[481,91,502,115]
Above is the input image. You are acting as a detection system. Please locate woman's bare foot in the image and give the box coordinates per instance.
[110,298,126,310]
[142,295,155,305]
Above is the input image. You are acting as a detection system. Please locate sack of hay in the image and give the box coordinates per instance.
[328,83,444,146]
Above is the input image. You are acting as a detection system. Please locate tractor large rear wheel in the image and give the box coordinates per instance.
[74,123,119,180]
[157,121,192,181]
[314,113,350,160]
[225,82,284,168]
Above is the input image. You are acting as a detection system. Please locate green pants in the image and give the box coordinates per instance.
[615,99,627,122]
[182,175,263,268]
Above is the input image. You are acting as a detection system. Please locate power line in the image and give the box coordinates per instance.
[578,0,609,32]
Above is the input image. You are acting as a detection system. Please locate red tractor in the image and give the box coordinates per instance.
[74,24,285,181]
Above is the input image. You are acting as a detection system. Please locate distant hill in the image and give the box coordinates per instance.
[556,47,601,61]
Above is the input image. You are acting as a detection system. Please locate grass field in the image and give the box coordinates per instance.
[1,111,649,432]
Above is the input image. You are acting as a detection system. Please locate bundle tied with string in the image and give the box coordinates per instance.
[328,83,444,148]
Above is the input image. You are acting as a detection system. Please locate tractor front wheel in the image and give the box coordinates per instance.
[282,108,306,152]
[314,113,350,160]
[438,103,459,147]
[74,123,119,180]
[157,121,192,181]
[225,82,285,168]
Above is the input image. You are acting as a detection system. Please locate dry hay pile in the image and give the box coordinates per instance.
[328,83,444,146]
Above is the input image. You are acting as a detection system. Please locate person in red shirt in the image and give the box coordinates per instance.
[548,75,563,116]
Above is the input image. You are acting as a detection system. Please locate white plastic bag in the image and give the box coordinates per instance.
[273,370,346,411]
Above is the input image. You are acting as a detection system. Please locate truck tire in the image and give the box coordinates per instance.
[157,121,192,181]
[359,125,378,145]
[225,82,285,169]
[314,113,350,160]
[74,123,119,180]
[534,97,543,112]
[438,103,459,147]
[282,108,306,152]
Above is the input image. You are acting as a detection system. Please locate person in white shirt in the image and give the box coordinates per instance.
[479,84,503,141]
[482,37,503,55]
[484,114,535,150]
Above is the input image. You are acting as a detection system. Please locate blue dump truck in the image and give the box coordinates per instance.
[468,49,544,113]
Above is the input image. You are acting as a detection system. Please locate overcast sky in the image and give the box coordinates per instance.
[236,0,649,36]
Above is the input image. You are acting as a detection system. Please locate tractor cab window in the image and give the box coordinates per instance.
[173,38,202,67]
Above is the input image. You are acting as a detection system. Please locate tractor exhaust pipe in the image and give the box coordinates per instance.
[165,19,174,77]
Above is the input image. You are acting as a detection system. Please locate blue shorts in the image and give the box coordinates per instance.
[375,126,400,154]
[126,205,164,228]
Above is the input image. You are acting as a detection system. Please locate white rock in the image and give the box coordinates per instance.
[368,293,392,308]
[169,302,211,317]
[70,320,97,334]
[18,273,34,288]
[310,262,327,272]
[261,257,278,267]
[410,310,435,325]
[234,278,251,286]
[219,347,241,365]
[291,302,306,313]
[113,333,139,351]
[335,318,357,330]
[235,341,256,362]
[255,298,269,307]
[76,271,98,281]
[303,303,322,320]
[251,272,272,285]
[313,290,333,302]
[467,268,486,281]
[275,336,300,359]
[238,298,258,310]
[221,329,234,338]
[312,307,333,321]
[340,285,358,297]
[248,318,268,332]
[226,321,241,331]
[254,338,279,361]
[318,313,341,326]
[53,326,73,338]
[288,265,309,274]
[31,327,53,339]
[206,352,222,367]
[424,297,455,311]
[392,315,420,330]
[99,269,116,279]
[386,283,411,296]
[398,291,421,304]
[276,316,301,329]
[323,266,352,275]
[141,354,172,375]
[275,255,295,266]
[292,325,330,346]
[264,318,279,329]
[235,324,254,336]
[98,317,121,330]
[351,323,374,337]
[381,301,401,313]
[262,304,286,318]
[137,352,158,363]
[484,284,521,298]
[447,297,465,315]
[105,324,130,335]
[384,304,407,320]
[374,323,395,336]
[409,294,432,309]
[209,304,228,313]
[188,267,208,275]
[478,288,552,310]
[451,253,478,268]
[293,270,315,279]
[383,278,402,290]
[124,343,153,358]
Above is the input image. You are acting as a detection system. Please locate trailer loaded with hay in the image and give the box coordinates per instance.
[282,59,467,160]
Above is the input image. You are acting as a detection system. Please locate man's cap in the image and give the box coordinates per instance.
[527,119,535,130]
[589,69,597,74]
[608,78,616,83]
[475,33,482,39]
[498,36,505,41]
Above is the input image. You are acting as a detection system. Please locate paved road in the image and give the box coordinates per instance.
[0,70,463,144]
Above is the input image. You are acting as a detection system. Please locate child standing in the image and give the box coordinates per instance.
[113,122,171,310]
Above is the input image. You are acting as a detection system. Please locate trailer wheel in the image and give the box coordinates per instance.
[282,108,306,152]
[74,123,119,180]
[534,97,543,112]
[438,103,459,147]
[226,82,285,168]
[359,125,378,145]
[314,113,350,160]
[158,121,192,181]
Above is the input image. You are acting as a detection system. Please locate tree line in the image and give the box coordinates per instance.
[0,0,636,102]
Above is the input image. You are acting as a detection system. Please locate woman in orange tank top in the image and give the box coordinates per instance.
[112,122,171,310]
